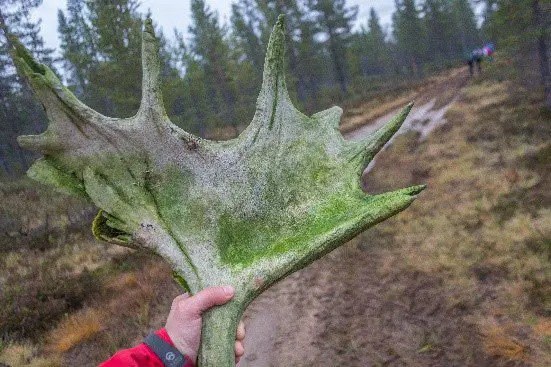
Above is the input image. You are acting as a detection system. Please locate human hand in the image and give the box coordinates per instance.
[165,286,246,364]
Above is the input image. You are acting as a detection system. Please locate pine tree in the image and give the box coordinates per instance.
[231,0,265,74]
[230,0,325,108]
[58,0,145,117]
[393,0,426,75]
[307,0,358,94]
[365,7,391,75]
[294,11,327,109]
[452,0,480,58]
[486,0,551,108]
[0,0,53,175]
[57,0,96,96]
[420,0,480,64]
[188,0,238,134]
[368,8,386,47]
[422,0,455,63]
[87,0,143,116]
[479,0,498,39]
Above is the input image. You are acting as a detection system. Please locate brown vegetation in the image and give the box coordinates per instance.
[482,324,528,362]
[1,64,550,366]
[48,309,102,354]
[0,343,59,367]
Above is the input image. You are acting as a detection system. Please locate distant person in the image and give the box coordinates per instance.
[99,286,245,367]
[483,43,496,62]
[468,49,484,76]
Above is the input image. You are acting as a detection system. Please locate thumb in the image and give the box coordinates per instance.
[186,286,234,316]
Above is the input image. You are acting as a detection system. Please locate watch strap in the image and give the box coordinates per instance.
[144,332,190,367]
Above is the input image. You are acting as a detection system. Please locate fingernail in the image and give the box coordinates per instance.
[224,286,234,297]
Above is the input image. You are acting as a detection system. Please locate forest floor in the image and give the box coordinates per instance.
[1,63,551,366]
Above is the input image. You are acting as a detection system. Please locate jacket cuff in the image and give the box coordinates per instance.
[151,328,195,367]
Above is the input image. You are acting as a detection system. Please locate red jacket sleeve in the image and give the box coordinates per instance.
[99,328,195,367]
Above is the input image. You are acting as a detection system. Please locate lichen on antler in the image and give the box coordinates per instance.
[10,15,424,366]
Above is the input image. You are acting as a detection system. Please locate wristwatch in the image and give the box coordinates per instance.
[144,333,193,367]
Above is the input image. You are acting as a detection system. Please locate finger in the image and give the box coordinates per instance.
[187,286,234,315]
[236,321,245,341]
[235,340,245,358]
[171,293,190,309]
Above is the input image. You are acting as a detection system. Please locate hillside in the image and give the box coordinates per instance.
[1,64,550,366]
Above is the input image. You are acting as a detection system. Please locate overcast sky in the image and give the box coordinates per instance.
[35,0,397,52]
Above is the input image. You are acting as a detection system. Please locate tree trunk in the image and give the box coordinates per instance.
[411,56,420,77]
[328,41,347,95]
[324,18,347,95]
[532,0,551,108]
[0,8,7,34]
[14,144,29,172]
[0,149,12,175]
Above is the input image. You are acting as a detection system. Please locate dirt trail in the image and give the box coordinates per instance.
[345,96,456,142]
[345,67,468,142]
[239,68,473,367]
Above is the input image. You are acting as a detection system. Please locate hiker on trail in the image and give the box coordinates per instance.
[483,43,496,62]
[100,286,245,367]
[468,49,484,76]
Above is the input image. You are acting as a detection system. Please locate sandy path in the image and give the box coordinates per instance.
[344,96,455,142]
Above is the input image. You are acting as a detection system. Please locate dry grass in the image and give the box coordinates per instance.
[0,239,130,340]
[482,325,528,362]
[533,319,551,337]
[48,309,103,353]
[0,343,60,367]
[363,73,551,364]
[371,80,551,287]
[106,272,139,290]
[0,178,94,252]
[54,259,181,364]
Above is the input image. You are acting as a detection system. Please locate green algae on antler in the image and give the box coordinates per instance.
[10,14,424,366]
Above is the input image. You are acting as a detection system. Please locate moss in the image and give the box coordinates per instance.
[10,35,47,75]
[215,192,405,267]
[92,210,132,243]
[145,166,201,233]
[144,18,155,36]
[265,15,286,76]
[269,73,279,130]
[27,157,88,199]
[172,271,192,293]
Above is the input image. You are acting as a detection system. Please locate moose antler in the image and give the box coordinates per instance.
[10,15,424,366]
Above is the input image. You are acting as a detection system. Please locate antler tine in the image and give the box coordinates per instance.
[138,18,167,120]
[237,14,304,145]
[8,31,116,154]
[346,102,413,174]
[9,33,111,125]
[261,14,288,100]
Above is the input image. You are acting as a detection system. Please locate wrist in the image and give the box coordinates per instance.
[163,327,198,363]
[149,329,195,366]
